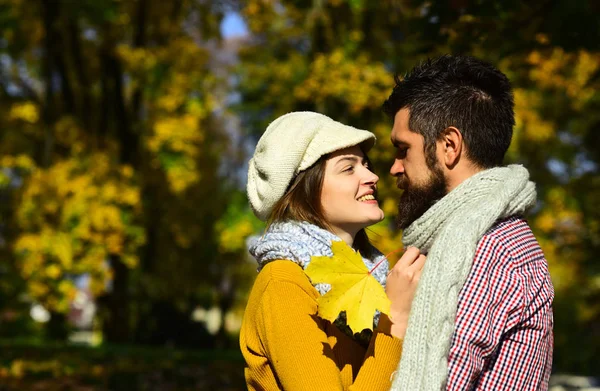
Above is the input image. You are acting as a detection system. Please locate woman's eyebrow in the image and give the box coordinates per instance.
[334,156,362,167]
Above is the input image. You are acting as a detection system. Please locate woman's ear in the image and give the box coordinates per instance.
[440,126,463,168]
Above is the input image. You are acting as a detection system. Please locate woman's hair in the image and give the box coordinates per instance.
[267,152,374,255]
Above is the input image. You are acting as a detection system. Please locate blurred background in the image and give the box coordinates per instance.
[0,0,598,389]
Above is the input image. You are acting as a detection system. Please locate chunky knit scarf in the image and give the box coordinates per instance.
[390,165,537,391]
[248,220,389,338]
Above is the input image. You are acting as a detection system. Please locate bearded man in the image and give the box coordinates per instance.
[384,55,554,391]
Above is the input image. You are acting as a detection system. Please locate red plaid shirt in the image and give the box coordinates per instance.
[446,217,554,390]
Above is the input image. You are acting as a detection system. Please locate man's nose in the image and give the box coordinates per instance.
[390,159,404,176]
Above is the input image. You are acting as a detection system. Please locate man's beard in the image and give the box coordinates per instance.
[396,164,447,230]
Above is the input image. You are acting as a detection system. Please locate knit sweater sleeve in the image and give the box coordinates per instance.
[249,260,403,391]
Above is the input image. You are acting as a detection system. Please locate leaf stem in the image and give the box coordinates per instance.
[369,248,403,274]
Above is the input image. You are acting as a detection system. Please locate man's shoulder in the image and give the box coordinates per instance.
[482,216,533,242]
[476,216,545,267]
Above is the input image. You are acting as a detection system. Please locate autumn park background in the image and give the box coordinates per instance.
[0,0,598,389]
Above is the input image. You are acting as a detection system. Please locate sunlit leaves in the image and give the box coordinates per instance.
[118,37,214,194]
[214,192,264,254]
[295,49,390,113]
[527,48,600,108]
[13,154,145,310]
[147,113,204,193]
[513,88,555,143]
[8,102,39,124]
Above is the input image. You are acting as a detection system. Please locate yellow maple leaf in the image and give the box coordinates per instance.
[305,241,390,333]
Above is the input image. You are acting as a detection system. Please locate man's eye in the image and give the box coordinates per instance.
[397,148,408,158]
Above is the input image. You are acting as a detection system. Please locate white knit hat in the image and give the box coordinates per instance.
[247,111,376,221]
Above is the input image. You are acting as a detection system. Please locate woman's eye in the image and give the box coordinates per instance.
[344,166,354,173]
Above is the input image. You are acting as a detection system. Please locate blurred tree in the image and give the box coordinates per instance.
[0,0,246,346]
[235,0,600,374]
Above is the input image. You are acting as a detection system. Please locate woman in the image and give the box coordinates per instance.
[241,112,425,390]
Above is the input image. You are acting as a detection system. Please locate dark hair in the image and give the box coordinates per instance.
[268,153,373,255]
[383,55,515,168]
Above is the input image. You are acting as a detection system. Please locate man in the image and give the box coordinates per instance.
[384,55,554,391]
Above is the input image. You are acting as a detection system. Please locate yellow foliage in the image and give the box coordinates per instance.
[147,113,205,194]
[295,49,391,113]
[10,360,24,378]
[29,281,49,297]
[119,35,212,192]
[53,232,73,269]
[531,186,586,294]
[45,264,62,279]
[513,88,555,143]
[366,122,396,163]
[508,48,599,159]
[242,0,281,33]
[9,101,39,123]
[54,117,83,147]
[116,45,158,75]
[527,48,600,110]
[0,172,10,188]
[305,241,391,332]
[14,153,145,313]
[217,218,256,253]
[1,154,36,171]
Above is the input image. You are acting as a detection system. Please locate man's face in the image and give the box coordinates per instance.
[390,108,447,229]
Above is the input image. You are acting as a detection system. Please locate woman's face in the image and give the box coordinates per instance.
[321,145,384,238]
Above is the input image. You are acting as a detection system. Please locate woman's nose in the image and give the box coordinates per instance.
[362,170,379,185]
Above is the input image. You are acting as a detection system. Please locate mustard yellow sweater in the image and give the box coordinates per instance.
[240,260,403,390]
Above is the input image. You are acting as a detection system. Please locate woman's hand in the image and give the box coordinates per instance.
[381,247,426,339]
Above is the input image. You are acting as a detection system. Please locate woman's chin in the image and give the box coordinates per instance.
[362,212,385,228]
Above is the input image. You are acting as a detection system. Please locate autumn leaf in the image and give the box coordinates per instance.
[305,241,390,333]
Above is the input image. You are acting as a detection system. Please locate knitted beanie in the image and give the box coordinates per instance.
[247,112,376,221]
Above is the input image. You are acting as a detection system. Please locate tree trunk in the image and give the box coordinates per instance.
[46,311,69,341]
[40,0,58,168]
[102,255,131,343]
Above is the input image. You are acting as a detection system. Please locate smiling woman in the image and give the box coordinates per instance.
[240,112,426,390]
[321,146,384,245]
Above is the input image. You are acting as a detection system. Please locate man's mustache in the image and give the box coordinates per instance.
[396,175,408,190]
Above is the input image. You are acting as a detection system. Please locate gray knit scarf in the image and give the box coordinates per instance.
[390,165,537,391]
[248,220,389,341]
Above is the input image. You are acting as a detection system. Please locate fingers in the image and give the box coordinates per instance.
[394,246,420,268]
[384,249,426,339]
[408,254,426,272]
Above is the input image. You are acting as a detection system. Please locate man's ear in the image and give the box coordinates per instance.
[440,126,463,168]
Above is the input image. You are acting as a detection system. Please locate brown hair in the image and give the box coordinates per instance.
[267,154,374,255]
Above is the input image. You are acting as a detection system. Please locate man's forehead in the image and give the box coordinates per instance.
[391,121,416,145]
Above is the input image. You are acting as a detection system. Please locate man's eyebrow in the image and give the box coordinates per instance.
[391,138,409,147]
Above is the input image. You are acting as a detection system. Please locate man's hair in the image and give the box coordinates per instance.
[383,55,515,168]
[268,153,373,255]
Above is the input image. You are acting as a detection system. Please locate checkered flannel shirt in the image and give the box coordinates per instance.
[446,217,554,390]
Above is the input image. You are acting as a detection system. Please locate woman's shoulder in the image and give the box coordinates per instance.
[255,260,317,297]
[259,260,308,282]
